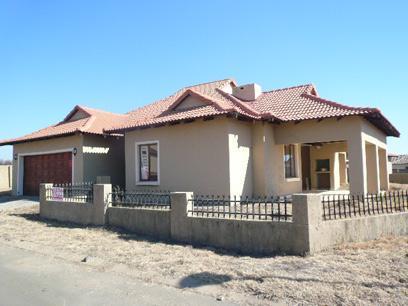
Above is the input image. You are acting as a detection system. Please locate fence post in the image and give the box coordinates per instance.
[292,193,322,255]
[93,184,112,225]
[170,192,193,243]
[39,183,53,217]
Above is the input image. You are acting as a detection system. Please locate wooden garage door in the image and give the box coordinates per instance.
[23,152,72,196]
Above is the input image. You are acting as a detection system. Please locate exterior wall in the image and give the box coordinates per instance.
[0,165,12,189]
[309,142,348,190]
[125,118,231,195]
[82,135,125,188]
[123,115,389,196]
[252,122,302,196]
[227,120,253,196]
[12,135,83,196]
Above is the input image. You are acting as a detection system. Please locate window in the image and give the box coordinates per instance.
[284,144,297,178]
[137,142,159,183]
[316,159,330,172]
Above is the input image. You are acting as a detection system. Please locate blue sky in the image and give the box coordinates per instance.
[0,0,407,159]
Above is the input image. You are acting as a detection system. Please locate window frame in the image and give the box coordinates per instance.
[135,140,160,186]
[283,144,300,180]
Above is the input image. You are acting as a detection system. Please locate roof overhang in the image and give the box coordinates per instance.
[0,131,123,146]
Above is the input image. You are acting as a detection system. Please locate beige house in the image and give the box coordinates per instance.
[106,79,399,196]
[0,79,400,197]
[0,106,125,196]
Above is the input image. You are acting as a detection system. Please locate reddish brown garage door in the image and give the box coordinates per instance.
[23,152,72,196]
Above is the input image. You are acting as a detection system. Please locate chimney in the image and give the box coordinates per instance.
[232,83,262,101]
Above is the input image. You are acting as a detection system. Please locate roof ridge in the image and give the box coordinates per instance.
[185,78,235,88]
[302,93,376,112]
[78,105,127,116]
[261,83,313,94]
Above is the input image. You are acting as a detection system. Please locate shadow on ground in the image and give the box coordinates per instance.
[179,272,233,288]
[0,196,38,204]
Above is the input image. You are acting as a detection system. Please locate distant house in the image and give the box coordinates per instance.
[390,154,408,173]
[0,78,400,196]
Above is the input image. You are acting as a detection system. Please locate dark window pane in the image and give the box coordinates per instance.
[284,144,297,178]
[139,143,158,182]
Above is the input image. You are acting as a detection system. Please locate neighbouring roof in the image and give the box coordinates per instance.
[105,78,400,137]
[0,105,126,145]
[392,155,408,165]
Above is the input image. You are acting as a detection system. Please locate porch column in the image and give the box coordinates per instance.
[338,153,348,188]
[332,152,340,190]
[347,133,367,194]
[378,147,389,191]
[365,143,380,193]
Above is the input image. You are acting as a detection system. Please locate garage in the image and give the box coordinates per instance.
[23,152,72,196]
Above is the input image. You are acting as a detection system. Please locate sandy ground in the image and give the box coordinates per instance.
[0,204,407,305]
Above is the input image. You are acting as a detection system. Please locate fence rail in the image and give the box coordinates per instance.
[109,191,171,210]
[188,195,292,221]
[45,182,94,203]
[322,190,408,220]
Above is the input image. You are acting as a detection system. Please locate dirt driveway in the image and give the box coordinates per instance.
[0,202,407,305]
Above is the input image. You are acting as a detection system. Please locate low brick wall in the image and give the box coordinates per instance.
[39,185,408,256]
[40,200,96,225]
[316,212,408,251]
[39,184,111,226]
[106,207,171,240]
[188,218,301,254]
[390,173,408,184]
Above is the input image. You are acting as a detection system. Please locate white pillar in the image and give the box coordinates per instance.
[332,152,340,190]
[347,134,367,194]
[378,147,389,191]
[365,143,380,193]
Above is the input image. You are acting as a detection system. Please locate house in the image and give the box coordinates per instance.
[0,106,126,196]
[0,78,400,197]
[104,79,399,196]
[390,154,408,173]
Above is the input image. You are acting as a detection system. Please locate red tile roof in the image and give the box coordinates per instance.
[0,79,399,146]
[0,105,126,145]
[106,79,399,137]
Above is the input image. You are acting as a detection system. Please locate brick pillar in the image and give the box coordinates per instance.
[39,183,53,217]
[92,184,112,225]
[170,192,193,243]
[292,193,322,255]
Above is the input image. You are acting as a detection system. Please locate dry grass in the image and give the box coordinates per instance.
[0,205,407,305]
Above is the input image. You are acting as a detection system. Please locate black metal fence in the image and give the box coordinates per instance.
[188,195,292,221]
[322,190,408,220]
[109,190,171,210]
[45,182,94,203]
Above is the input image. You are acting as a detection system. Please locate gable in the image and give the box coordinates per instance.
[66,110,90,122]
[174,94,208,111]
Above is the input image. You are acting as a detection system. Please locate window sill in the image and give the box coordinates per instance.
[285,177,301,182]
[136,181,160,186]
